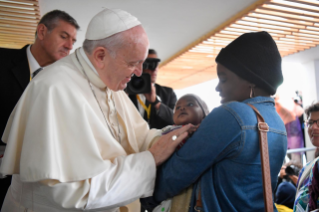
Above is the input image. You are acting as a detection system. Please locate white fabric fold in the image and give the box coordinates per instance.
[86,151,156,210]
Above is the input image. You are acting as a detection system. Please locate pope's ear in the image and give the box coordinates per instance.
[92,47,108,69]
[36,24,47,41]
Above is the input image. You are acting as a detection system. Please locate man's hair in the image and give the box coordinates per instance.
[305,102,319,119]
[149,49,157,55]
[36,10,79,37]
[83,26,143,58]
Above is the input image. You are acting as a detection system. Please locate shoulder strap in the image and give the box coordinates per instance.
[195,104,273,211]
[247,103,273,212]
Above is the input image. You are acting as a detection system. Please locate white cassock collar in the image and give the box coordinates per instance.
[74,48,106,89]
[79,47,100,77]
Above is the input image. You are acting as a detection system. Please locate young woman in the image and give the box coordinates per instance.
[145,31,287,212]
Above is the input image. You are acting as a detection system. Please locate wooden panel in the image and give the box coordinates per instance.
[0,0,39,49]
[247,13,314,25]
[0,2,38,9]
[158,0,319,89]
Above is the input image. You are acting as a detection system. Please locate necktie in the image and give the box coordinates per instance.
[31,67,43,79]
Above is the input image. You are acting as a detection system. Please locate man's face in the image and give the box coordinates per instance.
[100,27,149,91]
[143,53,159,83]
[41,20,77,61]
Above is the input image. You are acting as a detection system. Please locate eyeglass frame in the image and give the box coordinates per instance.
[305,119,319,128]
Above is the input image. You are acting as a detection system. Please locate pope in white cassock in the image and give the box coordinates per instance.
[0,8,192,212]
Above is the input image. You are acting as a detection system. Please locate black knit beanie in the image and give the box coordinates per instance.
[215,31,283,95]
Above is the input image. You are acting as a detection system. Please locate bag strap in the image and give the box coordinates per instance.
[247,103,273,212]
[195,104,273,212]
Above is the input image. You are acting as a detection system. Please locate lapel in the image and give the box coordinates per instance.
[11,45,30,90]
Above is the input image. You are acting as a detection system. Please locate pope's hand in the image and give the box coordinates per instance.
[149,124,193,166]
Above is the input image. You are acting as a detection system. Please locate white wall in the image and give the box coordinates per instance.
[281,46,319,161]
[174,79,221,112]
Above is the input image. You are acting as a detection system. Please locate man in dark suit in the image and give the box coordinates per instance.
[129,49,177,129]
[0,10,79,207]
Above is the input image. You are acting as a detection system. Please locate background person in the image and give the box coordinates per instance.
[275,182,296,212]
[129,49,177,129]
[144,31,287,212]
[0,9,79,208]
[293,102,319,212]
[0,8,192,212]
[274,162,301,212]
[275,94,305,163]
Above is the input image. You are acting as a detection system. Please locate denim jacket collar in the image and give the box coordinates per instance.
[242,96,275,105]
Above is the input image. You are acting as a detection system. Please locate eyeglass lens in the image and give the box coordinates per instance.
[307,119,319,127]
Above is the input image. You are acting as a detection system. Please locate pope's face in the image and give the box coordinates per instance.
[102,27,149,91]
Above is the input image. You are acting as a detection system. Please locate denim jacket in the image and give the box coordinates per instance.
[153,97,287,212]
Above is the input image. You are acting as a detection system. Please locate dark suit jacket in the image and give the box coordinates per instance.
[129,83,177,129]
[0,45,30,145]
[0,45,30,207]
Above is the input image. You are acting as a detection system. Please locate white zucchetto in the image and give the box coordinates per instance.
[85,8,141,40]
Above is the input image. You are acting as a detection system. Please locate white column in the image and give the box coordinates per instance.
[300,60,318,161]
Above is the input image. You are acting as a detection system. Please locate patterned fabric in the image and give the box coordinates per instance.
[309,162,319,211]
[293,158,319,211]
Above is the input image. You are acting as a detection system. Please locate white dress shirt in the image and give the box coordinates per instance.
[26,45,41,76]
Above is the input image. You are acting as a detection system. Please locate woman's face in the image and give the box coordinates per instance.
[215,64,251,104]
[307,111,319,147]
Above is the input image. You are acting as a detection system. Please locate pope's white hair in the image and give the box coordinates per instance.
[83,25,144,58]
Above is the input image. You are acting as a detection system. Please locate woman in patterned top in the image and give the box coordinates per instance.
[294,102,319,212]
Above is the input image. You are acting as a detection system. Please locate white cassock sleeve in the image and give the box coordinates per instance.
[39,151,156,210]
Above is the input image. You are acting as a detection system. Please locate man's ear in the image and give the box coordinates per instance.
[92,47,108,69]
[36,24,47,40]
